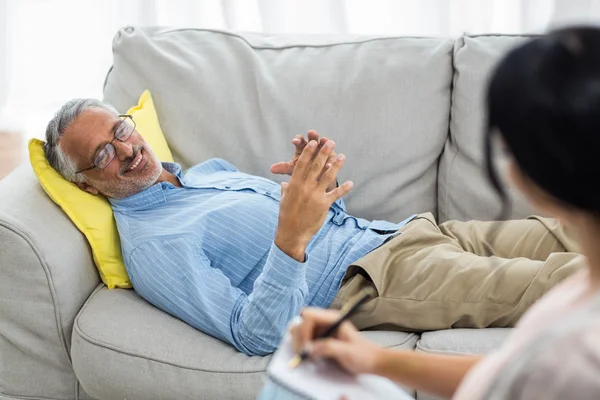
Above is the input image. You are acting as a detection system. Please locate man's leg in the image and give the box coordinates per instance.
[331,213,585,331]
[437,216,580,258]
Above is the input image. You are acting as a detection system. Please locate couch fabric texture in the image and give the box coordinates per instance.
[0,27,533,400]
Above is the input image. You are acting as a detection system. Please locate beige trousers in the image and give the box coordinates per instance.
[330,213,585,331]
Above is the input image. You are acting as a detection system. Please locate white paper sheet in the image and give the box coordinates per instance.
[266,335,414,400]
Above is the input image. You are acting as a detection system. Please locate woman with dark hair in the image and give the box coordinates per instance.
[287,26,600,399]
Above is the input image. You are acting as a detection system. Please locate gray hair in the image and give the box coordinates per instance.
[44,99,118,183]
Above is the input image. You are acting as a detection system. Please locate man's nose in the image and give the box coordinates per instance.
[114,140,134,161]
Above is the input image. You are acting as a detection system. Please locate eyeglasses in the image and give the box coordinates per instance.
[76,115,136,174]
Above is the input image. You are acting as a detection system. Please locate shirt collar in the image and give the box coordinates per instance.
[163,162,183,178]
[109,162,183,212]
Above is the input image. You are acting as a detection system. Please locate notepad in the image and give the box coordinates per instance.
[264,334,414,400]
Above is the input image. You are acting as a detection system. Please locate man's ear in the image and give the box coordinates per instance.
[76,181,100,195]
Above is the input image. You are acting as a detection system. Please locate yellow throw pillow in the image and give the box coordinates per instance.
[127,90,174,162]
[29,90,173,289]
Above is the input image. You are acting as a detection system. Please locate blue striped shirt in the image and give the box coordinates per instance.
[110,159,414,356]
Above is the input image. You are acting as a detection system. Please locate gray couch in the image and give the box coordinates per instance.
[0,28,537,400]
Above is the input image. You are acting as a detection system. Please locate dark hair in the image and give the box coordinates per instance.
[486,26,600,217]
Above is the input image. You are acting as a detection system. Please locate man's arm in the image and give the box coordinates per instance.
[127,140,351,355]
[129,237,309,355]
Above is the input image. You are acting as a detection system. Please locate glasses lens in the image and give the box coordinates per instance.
[95,144,116,169]
[116,117,134,141]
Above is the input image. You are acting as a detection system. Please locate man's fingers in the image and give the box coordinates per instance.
[318,153,345,190]
[317,153,337,181]
[306,140,335,182]
[280,181,289,196]
[291,140,319,183]
[311,136,329,160]
[327,180,354,202]
[307,130,320,142]
[273,134,310,177]
[293,134,307,155]
[270,161,294,175]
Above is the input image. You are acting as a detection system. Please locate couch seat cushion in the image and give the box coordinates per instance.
[415,328,511,400]
[71,286,419,400]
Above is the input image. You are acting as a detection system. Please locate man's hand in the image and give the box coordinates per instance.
[275,139,353,261]
[271,130,339,192]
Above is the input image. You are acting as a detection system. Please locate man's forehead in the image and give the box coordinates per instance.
[60,108,118,160]
[67,108,117,133]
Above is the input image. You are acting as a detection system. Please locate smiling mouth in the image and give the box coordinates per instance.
[125,150,143,173]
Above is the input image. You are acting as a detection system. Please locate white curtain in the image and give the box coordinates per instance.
[2,0,600,140]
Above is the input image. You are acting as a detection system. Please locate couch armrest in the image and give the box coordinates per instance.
[0,165,101,399]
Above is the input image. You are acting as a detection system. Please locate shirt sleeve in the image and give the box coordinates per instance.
[127,236,308,356]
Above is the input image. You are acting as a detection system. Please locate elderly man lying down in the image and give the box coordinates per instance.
[43,99,583,356]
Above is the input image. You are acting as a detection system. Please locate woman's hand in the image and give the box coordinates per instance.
[289,308,384,375]
[289,308,483,399]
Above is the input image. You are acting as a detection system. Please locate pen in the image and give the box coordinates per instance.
[288,286,376,369]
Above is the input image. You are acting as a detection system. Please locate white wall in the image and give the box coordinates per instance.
[1,0,600,144]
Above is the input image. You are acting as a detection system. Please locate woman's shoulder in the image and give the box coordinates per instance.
[488,301,600,399]
[522,320,600,396]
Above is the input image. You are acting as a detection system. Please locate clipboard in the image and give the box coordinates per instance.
[262,334,414,400]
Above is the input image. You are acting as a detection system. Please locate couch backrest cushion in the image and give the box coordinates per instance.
[103,27,454,222]
[439,35,538,222]
[0,166,101,399]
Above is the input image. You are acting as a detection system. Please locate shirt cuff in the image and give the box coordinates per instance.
[261,241,308,288]
[335,197,346,211]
